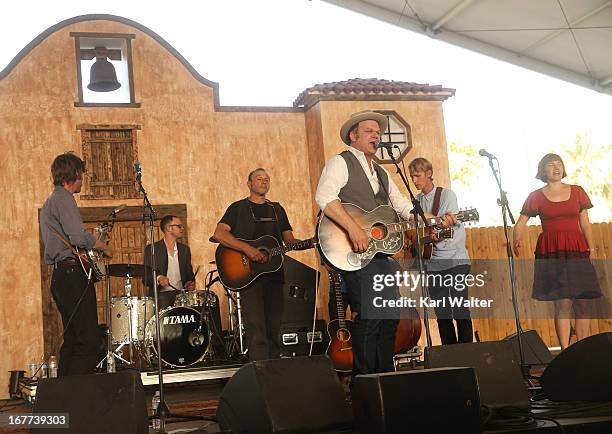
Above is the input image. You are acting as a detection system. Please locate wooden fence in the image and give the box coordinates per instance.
[414,222,611,348]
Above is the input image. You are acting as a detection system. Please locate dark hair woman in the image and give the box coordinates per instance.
[512,153,601,350]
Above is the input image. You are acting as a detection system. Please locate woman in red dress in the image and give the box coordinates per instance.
[513,153,601,350]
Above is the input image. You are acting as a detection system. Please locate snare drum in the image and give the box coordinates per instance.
[110,296,153,344]
[145,306,208,367]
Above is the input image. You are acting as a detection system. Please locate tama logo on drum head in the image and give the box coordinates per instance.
[163,314,196,325]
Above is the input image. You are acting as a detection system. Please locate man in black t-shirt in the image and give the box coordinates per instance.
[213,168,304,361]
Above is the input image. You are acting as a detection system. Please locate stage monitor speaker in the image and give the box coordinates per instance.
[425,341,530,410]
[216,355,353,434]
[504,329,553,366]
[31,371,147,434]
[541,332,612,401]
[353,367,481,434]
[281,256,319,326]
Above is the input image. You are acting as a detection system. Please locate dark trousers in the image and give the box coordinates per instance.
[344,258,399,377]
[240,276,284,361]
[428,264,473,345]
[50,265,101,376]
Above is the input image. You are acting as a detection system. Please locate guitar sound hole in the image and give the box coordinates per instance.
[257,248,269,263]
[337,329,351,342]
[370,223,387,240]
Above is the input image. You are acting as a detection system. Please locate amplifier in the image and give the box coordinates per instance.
[280,320,328,357]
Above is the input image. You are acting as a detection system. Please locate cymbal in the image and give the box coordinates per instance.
[107,263,152,278]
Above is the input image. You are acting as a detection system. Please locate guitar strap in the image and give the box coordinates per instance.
[264,199,284,245]
[48,225,79,256]
[431,186,443,216]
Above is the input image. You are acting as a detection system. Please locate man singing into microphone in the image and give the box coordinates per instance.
[144,215,196,309]
[316,110,457,378]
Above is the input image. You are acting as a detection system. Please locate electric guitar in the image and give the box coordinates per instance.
[215,235,316,291]
[317,204,479,271]
[325,270,353,373]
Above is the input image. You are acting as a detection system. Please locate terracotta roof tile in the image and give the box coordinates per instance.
[294,78,455,108]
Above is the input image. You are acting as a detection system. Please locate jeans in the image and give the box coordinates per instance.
[428,264,473,345]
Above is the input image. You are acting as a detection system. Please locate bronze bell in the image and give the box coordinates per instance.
[88,57,121,92]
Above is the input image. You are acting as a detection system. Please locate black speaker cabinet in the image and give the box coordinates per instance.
[541,332,612,401]
[216,355,353,434]
[31,371,147,434]
[425,341,530,410]
[352,367,482,434]
[281,256,319,326]
[504,329,553,366]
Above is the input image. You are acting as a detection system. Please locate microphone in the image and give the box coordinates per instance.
[374,141,394,149]
[110,204,128,217]
[478,149,496,159]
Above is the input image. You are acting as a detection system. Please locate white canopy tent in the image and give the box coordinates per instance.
[323,0,612,96]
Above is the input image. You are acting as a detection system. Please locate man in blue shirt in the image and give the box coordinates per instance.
[409,157,473,345]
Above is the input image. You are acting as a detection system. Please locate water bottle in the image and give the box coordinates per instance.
[151,390,161,431]
[48,356,58,378]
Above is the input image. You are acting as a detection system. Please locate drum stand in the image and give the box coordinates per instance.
[224,288,248,358]
[97,266,136,370]
[98,260,130,371]
[113,274,136,365]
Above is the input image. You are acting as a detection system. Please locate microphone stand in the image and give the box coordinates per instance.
[384,146,433,348]
[135,166,211,433]
[484,155,528,378]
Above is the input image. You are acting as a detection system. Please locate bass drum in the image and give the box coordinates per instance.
[145,306,209,368]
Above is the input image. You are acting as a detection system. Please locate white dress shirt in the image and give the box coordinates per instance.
[159,243,183,290]
[315,146,412,219]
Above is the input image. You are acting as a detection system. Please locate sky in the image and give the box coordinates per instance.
[2,0,611,224]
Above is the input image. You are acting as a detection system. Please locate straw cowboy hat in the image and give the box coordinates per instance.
[339,110,388,145]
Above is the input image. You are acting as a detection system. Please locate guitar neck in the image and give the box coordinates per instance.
[329,272,347,327]
[386,210,474,234]
[269,237,315,257]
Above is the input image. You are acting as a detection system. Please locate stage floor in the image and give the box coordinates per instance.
[3,360,612,434]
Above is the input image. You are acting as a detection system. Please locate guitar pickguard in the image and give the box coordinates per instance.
[346,232,403,268]
[375,233,403,253]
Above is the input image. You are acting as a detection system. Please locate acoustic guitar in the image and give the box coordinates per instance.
[325,269,422,370]
[404,226,453,260]
[215,235,315,291]
[325,270,353,373]
[317,204,479,271]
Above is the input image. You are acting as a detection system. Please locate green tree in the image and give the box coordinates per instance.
[561,132,611,214]
[448,140,483,189]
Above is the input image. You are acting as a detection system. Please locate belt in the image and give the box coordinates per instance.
[54,258,77,269]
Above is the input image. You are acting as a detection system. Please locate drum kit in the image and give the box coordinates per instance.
[103,263,221,369]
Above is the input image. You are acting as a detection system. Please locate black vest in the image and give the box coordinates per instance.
[338,151,390,211]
